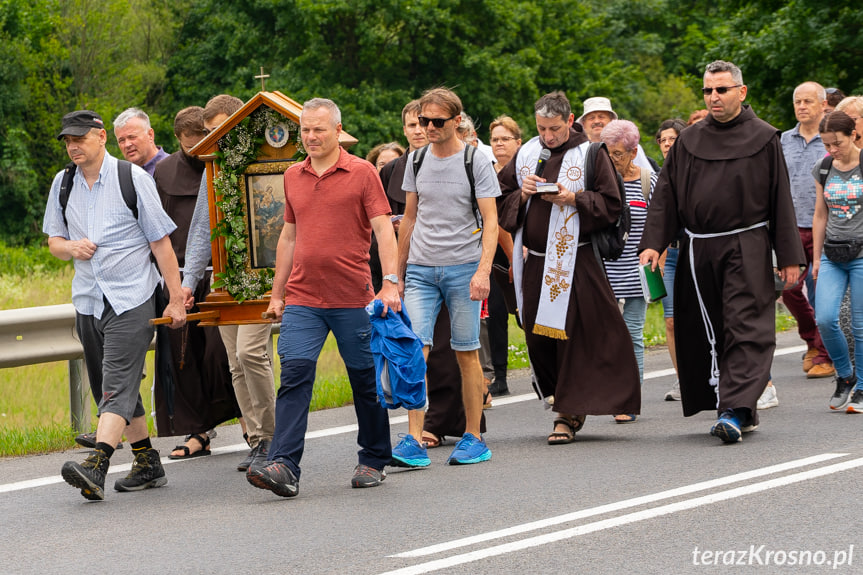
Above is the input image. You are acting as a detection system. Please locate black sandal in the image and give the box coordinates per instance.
[168,433,212,459]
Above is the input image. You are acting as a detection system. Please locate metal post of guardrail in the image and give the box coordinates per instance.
[68,358,90,432]
[1,305,281,434]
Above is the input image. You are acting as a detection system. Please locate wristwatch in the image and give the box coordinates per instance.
[383,274,399,285]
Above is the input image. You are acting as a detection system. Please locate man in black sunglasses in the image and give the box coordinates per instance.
[640,59,805,445]
[395,88,501,466]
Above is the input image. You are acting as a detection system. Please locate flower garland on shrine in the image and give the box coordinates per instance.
[210,107,302,301]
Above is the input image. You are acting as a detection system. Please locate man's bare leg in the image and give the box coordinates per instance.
[454,349,483,438]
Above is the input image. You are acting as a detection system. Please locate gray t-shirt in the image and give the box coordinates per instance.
[811,161,863,243]
[402,146,501,266]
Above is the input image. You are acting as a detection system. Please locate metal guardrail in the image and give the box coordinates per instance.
[0,304,278,433]
[0,304,91,431]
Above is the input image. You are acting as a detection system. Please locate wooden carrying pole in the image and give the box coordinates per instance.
[149,310,221,326]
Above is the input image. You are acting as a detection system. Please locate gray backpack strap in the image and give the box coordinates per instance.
[639,167,651,201]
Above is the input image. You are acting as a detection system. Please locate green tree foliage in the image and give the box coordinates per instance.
[0,0,855,244]
[709,1,863,127]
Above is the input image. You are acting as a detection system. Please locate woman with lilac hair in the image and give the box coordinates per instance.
[601,120,658,423]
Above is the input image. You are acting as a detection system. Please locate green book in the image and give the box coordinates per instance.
[637,263,667,303]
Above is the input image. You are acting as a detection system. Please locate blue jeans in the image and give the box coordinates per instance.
[661,247,678,318]
[815,256,863,388]
[404,261,481,351]
[621,297,647,384]
[269,306,391,478]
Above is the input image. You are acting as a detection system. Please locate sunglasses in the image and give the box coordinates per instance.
[702,85,742,96]
[418,114,456,128]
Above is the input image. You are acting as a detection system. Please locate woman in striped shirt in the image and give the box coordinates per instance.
[600,120,658,423]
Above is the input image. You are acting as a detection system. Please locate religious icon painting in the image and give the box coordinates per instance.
[242,160,294,268]
[265,122,292,148]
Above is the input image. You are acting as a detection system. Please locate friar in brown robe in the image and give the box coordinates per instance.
[152,108,240,442]
[639,69,804,428]
[498,92,640,437]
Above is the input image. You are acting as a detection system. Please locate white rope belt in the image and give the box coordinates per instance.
[685,221,768,403]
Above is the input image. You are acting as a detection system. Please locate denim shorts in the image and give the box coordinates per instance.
[404,261,481,351]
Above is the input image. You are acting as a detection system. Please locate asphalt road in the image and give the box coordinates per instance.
[1,330,861,575]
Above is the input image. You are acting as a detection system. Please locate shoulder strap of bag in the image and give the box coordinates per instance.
[117,160,138,220]
[59,162,77,227]
[639,167,651,201]
[463,144,481,232]
[60,160,138,226]
[411,145,429,180]
[818,155,834,188]
[586,142,606,270]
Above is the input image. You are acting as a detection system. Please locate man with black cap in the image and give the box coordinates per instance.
[43,110,186,500]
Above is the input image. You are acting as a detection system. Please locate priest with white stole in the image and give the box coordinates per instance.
[497,91,640,445]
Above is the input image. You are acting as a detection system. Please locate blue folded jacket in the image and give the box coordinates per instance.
[367,299,427,410]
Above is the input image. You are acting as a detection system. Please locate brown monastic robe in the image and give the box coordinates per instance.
[152,151,240,437]
[498,126,641,416]
[639,105,805,419]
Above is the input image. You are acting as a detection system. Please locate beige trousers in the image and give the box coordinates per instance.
[218,324,276,447]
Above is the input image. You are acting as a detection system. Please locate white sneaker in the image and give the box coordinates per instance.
[664,380,681,401]
[757,384,779,410]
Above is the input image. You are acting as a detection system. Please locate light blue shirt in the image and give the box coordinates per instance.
[42,152,177,318]
[781,123,825,227]
[181,174,211,290]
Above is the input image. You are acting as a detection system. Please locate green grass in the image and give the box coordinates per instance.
[0,247,799,457]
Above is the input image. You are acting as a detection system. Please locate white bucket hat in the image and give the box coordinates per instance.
[577,97,618,124]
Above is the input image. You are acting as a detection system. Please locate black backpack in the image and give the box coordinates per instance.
[412,144,481,233]
[59,160,137,226]
[584,142,630,264]
[817,149,863,187]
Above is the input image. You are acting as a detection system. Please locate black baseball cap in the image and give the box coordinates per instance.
[56,110,105,140]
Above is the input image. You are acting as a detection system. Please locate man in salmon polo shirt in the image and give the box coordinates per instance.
[246,98,400,497]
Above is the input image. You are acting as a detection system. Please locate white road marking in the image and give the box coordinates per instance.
[390,453,846,558]
[0,343,810,495]
[380,455,863,575]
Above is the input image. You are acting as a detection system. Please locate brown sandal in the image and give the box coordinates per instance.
[547,415,585,445]
[421,431,445,449]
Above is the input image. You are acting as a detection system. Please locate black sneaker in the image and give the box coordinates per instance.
[237,444,258,472]
[74,431,123,450]
[114,448,167,492]
[830,374,857,410]
[246,459,299,498]
[61,451,110,501]
[351,464,386,488]
[487,379,510,397]
[249,438,270,473]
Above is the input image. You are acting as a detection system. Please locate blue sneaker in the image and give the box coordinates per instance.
[710,409,743,443]
[447,433,492,465]
[390,434,430,468]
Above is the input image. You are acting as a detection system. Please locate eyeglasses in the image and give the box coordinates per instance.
[609,151,630,161]
[491,136,517,144]
[418,115,456,128]
[702,85,742,96]
[657,136,677,146]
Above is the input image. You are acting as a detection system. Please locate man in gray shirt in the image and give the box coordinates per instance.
[394,88,500,467]
[780,81,834,379]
